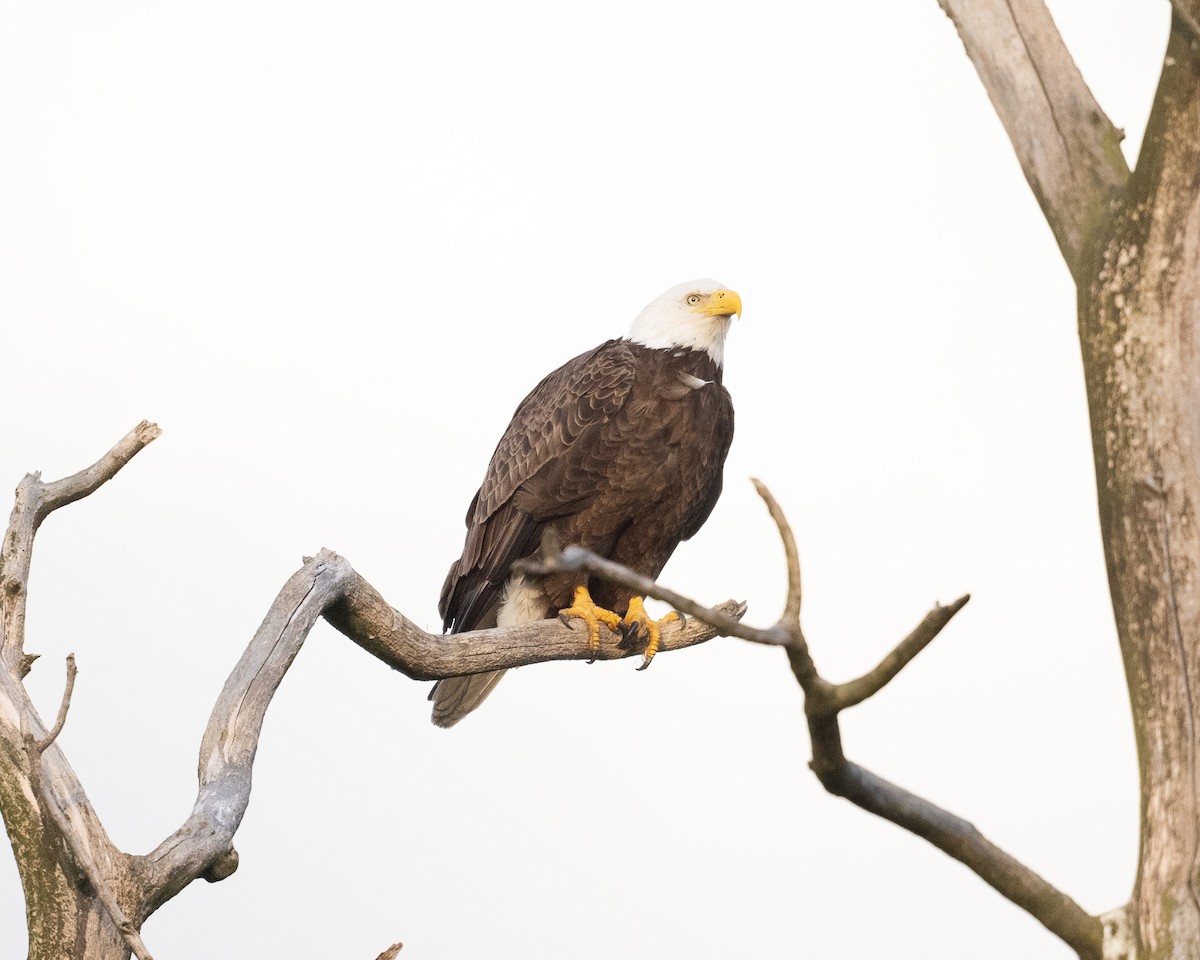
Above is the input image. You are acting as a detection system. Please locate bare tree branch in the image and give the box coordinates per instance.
[1,420,161,673]
[937,0,1129,280]
[0,422,742,950]
[34,420,163,518]
[815,761,1103,958]
[0,423,161,958]
[750,477,802,626]
[832,598,971,711]
[0,424,1100,956]
[137,552,743,910]
[569,480,1101,959]
[34,654,77,752]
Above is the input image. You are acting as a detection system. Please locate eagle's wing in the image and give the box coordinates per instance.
[438,338,637,633]
[678,383,735,541]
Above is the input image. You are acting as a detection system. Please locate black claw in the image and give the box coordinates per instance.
[636,656,651,672]
[622,620,648,643]
[559,612,574,627]
[675,612,687,630]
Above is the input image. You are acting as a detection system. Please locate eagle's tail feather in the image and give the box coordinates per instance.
[430,573,548,727]
[429,670,508,728]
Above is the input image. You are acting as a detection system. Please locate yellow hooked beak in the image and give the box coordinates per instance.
[697,288,742,319]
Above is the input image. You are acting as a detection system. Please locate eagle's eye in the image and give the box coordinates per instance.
[687,295,701,305]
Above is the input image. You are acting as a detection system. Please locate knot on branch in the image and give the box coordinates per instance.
[1099,904,1134,960]
[202,848,239,883]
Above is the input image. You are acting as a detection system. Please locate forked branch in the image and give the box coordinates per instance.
[0,424,1103,958]
[561,479,1103,960]
[140,546,742,908]
[1,420,162,672]
[936,0,1129,280]
[0,423,741,950]
[0,423,162,960]
[34,654,77,752]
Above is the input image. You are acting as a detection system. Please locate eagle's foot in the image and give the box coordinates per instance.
[559,586,623,663]
[621,597,681,671]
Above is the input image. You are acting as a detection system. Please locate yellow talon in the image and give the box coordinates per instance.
[622,597,681,671]
[559,585,623,662]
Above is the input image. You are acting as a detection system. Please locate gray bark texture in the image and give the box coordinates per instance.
[0,423,741,959]
[1080,18,1200,956]
[940,2,1200,958]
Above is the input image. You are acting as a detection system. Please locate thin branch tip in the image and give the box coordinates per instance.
[937,0,1128,281]
[135,420,163,443]
[35,653,78,752]
[748,477,802,626]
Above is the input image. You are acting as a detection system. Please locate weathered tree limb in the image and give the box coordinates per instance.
[34,655,77,753]
[0,423,161,960]
[0,422,741,954]
[137,547,742,910]
[831,602,969,711]
[936,0,1129,281]
[938,3,1200,956]
[1,420,162,673]
[810,761,1103,956]
[323,562,742,676]
[558,480,1103,960]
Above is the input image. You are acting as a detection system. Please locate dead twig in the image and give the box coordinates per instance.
[34,654,77,752]
[830,599,970,711]
[565,477,1101,960]
[750,477,802,628]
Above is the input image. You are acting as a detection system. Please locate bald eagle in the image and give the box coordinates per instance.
[432,279,740,727]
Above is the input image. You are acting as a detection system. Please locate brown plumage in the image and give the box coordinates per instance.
[432,280,739,727]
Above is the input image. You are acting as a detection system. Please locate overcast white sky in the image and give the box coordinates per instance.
[0,2,1171,957]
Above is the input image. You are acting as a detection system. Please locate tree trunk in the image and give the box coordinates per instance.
[1079,15,1200,957]
[0,738,133,960]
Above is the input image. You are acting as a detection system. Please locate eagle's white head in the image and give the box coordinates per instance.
[626,278,742,366]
